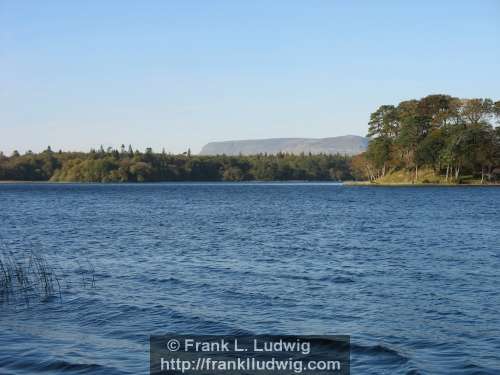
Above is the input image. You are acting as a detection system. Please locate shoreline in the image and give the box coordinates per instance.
[1,179,500,186]
[344,181,500,187]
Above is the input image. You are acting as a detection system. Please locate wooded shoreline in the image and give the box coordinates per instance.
[0,151,355,182]
[356,94,500,184]
[2,94,498,184]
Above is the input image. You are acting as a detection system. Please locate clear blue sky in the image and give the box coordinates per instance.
[1,0,499,154]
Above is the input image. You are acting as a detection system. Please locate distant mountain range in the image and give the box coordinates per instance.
[199,135,368,156]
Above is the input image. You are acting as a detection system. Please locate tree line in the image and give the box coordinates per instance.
[355,95,500,183]
[0,146,354,182]
[2,94,499,184]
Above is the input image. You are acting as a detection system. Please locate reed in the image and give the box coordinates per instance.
[0,245,94,304]
[0,249,59,303]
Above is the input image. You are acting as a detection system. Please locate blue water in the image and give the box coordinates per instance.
[0,183,499,374]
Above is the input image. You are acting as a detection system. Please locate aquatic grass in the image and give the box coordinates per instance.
[0,244,95,305]
[0,249,60,304]
[75,257,96,289]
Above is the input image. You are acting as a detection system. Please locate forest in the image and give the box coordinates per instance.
[356,95,500,183]
[1,94,499,184]
[0,147,354,182]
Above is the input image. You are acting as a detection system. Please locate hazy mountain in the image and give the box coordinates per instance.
[199,135,368,156]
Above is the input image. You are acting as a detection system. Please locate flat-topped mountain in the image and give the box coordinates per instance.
[199,135,368,156]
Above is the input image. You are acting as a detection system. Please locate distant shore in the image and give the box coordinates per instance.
[344,181,500,186]
[2,179,500,186]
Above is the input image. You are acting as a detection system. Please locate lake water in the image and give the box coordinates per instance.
[0,183,499,374]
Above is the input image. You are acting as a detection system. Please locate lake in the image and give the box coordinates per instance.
[0,183,499,374]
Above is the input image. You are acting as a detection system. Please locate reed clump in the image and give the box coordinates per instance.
[0,242,97,305]
[0,249,63,304]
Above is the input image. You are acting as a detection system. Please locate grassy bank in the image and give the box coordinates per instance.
[345,168,500,186]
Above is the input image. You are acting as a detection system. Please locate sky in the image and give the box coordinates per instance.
[1,1,499,154]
